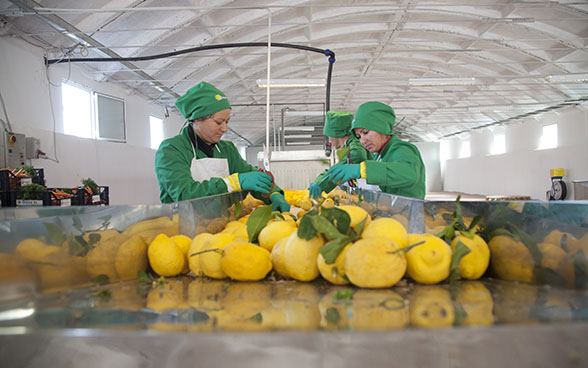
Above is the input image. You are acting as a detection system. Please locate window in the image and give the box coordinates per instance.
[490,133,505,155]
[538,123,558,150]
[150,116,164,149]
[62,82,92,138]
[96,93,126,141]
[459,140,471,158]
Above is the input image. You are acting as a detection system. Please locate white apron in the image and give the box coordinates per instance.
[190,143,229,182]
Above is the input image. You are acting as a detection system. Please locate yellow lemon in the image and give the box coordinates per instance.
[410,285,455,328]
[543,230,577,249]
[299,199,313,211]
[345,237,406,288]
[538,242,566,272]
[456,281,494,326]
[489,235,535,283]
[407,232,435,246]
[362,217,408,248]
[147,233,185,277]
[405,236,452,284]
[114,235,148,280]
[337,205,372,235]
[224,220,246,230]
[258,221,297,252]
[171,235,192,274]
[317,243,351,285]
[87,234,129,282]
[450,234,490,280]
[15,238,59,262]
[567,232,588,255]
[270,237,289,278]
[199,232,236,279]
[283,231,325,282]
[188,233,213,276]
[321,198,335,209]
[221,241,272,281]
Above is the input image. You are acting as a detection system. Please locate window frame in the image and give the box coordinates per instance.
[93,91,127,143]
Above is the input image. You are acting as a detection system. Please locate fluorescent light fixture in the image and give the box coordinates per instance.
[282,126,316,132]
[408,77,476,86]
[286,141,311,146]
[545,73,588,83]
[284,110,325,117]
[257,79,326,88]
[285,134,313,139]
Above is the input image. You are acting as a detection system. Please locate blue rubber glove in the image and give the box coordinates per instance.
[328,164,361,184]
[270,193,291,212]
[238,171,273,194]
[308,182,323,199]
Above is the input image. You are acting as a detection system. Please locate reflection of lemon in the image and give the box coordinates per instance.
[410,286,455,328]
[146,279,186,312]
[223,283,271,319]
[270,283,321,329]
[405,236,452,284]
[317,243,351,285]
[538,242,566,272]
[543,230,576,248]
[221,241,272,281]
[199,233,236,279]
[115,235,148,280]
[187,279,226,311]
[493,280,538,324]
[95,283,145,311]
[171,235,192,274]
[361,217,408,248]
[82,229,119,244]
[188,233,213,276]
[350,289,409,330]
[15,238,60,262]
[338,205,372,234]
[270,237,289,278]
[87,234,129,282]
[456,281,494,326]
[345,238,406,288]
[450,234,490,280]
[283,232,325,282]
[318,288,352,329]
[489,235,534,283]
[567,233,588,255]
[148,234,185,277]
[258,221,297,252]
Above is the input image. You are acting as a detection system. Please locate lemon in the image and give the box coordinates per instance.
[321,198,335,209]
[456,281,494,326]
[283,231,325,282]
[450,234,490,280]
[410,286,455,328]
[15,238,60,262]
[538,242,566,272]
[337,205,371,235]
[237,214,250,224]
[345,237,407,288]
[488,235,534,283]
[299,199,313,211]
[362,217,408,248]
[408,232,435,246]
[270,237,290,278]
[224,220,246,230]
[222,225,249,241]
[114,235,148,280]
[221,241,272,281]
[148,233,185,277]
[405,236,452,284]
[349,289,409,330]
[199,232,236,279]
[188,233,213,276]
[171,235,192,274]
[258,221,297,252]
[317,243,351,285]
[543,230,577,248]
[567,232,588,255]
[87,234,129,282]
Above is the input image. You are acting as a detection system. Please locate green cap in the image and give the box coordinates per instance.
[323,110,353,138]
[175,81,231,120]
[351,101,396,135]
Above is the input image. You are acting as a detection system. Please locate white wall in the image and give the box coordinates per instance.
[414,141,442,192]
[442,107,588,200]
[0,36,185,205]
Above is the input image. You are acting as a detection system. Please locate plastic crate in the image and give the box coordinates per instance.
[74,186,109,206]
[1,188,73,207]
[0,168,45,192]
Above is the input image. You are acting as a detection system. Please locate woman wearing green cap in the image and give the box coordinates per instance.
[307,111,373,199]
[154,81,290,211]
[326,101,426,199]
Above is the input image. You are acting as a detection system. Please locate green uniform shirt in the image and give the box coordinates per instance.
[313,135,373,194]
[155,125,281,203]
[364,135,426,199]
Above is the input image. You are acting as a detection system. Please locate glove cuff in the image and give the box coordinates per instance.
[360,162,367,179]
[224,173,242,192]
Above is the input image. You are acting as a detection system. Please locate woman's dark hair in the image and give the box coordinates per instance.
[192,114,214,122]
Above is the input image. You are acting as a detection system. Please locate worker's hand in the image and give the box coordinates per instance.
[238,171,273,194]
[308,182,323,199]
[270,193,291,212]
[328,164,361,184]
